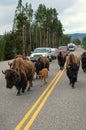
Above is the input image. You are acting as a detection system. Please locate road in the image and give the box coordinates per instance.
[0,47,86,130]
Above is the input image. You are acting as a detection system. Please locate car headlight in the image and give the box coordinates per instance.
[30,54,34,57]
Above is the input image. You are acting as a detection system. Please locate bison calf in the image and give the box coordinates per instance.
[38,68,48,87]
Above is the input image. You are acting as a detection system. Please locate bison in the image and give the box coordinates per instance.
[2,69,27,95]
[35,56,49,78]
[66,53,80,88]
[14,54,29,60]
[57,52,66,70]
[3,57,35,95]
[8,54,29,67]
[81,51,86,72]
[38,68,48,87]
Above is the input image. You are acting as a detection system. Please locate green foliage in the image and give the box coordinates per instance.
[82,36,86,49]
[4,33,15,60]
[1,1,64,60]
[61,34,71,46]
[35,4,63,47]
[0,36,5,61]
[73,39,81,45]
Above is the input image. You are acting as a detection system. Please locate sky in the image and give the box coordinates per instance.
[0,0,86,35]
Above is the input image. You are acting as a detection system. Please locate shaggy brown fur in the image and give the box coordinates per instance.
[57,52,66,70]
[81,51,86,72]
[2,69,27,95]
[66,53,80,67]
[14,54,29,60]
[38,68,48,87]
[35,56,49,79]
[38,56,50,70]
[66,53,80,88]
[11,57,35,91]
[8,55,29,68]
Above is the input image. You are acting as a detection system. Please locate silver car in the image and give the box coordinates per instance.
[30,47,52,62]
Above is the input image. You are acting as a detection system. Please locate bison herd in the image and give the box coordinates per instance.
[2,55,49,95]
[57,51,86,88]
[2,51,86,96]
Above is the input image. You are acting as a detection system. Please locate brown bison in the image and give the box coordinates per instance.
[35,56,49,78]
[3,57,35,95]
[57,52,66,70]
[8,54,29,67]
[14,54,29,60]
[38,68,48,87]
[81,51,86,72]
[66,53,80,88]
[2,69,27,95]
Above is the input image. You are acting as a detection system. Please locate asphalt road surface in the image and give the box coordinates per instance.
[0,47,86,130]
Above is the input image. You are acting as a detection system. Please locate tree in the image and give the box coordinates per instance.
[61,34,71,46]
[35,5,63,48]
[1,2,64,61]
[13,0,28,55]
[0,36,5,60]
[25,3,33,53]
[82,36,86,49]
[4,33,15,60]
[35,4,47,47]
[73,39,81,45]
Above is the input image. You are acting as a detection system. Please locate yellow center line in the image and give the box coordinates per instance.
[24,70,64,130]
[14,69,63,130]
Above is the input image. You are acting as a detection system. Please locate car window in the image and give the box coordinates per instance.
[34,48,47,53]
[68,45,74,48]
[58,46,67,50]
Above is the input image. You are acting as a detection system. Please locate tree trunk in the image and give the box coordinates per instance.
[22,25,25,56]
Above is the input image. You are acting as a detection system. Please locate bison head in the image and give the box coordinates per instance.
[2,69,20,89]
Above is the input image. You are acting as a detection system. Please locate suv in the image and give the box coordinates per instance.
[67,43,75,51]
[30,47,52,62]
[51,48,58,59]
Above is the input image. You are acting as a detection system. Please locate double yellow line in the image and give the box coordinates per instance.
[15,69,64,130]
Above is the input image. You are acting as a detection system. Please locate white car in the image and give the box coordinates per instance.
[67,43,75,51]
[51,48,58,59]
[30,47,52,62]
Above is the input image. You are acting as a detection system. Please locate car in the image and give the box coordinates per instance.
[29,47,52,62]
[67,43,76,51]
[57,46,69,56]
[51,48,58,59]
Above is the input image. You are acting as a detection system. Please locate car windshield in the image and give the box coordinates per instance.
[68,45,74,48]
[58,46,67,50]
[34,48,47,53]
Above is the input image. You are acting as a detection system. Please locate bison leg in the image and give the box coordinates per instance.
[83,68,86,72]
[16,90,21,96]
[70,79,75,88]
[27,87,30,91]
[40,77,43,87]
[27,82,30,91]
[72,83,75,88]
[69,79,74,88]
[22,88,25,93]
[36,75,38,79]
[27,81,33,91]
[22,84,27,93]
[44,76,47,84]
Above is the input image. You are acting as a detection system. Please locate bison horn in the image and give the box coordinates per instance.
[8,62,12,67]
[2,70,5,74]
